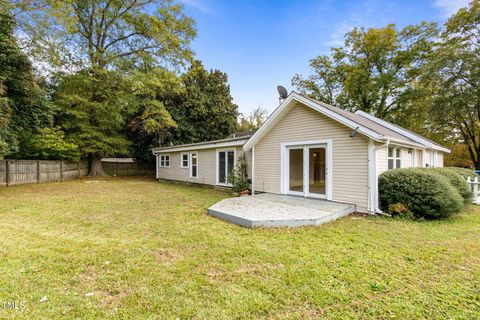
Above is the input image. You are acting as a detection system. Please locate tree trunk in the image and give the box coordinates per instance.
[89,155,107,176]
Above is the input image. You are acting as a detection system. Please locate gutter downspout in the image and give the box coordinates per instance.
[152,150,159,179]
[371,139,390,214]
[251,146,255,195]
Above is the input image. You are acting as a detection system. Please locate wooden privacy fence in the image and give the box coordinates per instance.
[0,160,90,187]
[467,176,479,204]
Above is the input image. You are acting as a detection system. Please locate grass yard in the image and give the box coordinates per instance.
[0,177,479,319]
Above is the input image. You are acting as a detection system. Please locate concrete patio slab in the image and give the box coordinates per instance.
[208,193,356,228]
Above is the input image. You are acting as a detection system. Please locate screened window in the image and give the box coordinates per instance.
[190,152,198,178]
[181,153,189,168]
[388,147,401,170]
[159,155,170,167]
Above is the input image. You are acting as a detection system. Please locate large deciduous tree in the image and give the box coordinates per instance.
[237,106,269,132]
[165,60,238,145]
[0,11,55,159]
[292,23,438,120]
[14,0,196,175]
[423,0,480,169]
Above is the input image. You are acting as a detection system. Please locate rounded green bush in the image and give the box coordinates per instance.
[431,168,472,204]
[379,168,464,219]
[447,167,478,180]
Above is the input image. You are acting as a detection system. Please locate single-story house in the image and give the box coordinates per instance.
[152,92,450,213]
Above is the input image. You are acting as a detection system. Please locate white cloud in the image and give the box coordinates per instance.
[433,0,470,17]
[326,21,357,47]
[182,0,211,13]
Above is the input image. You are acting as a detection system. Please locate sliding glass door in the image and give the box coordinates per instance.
[287,145,327,198]
[288,147,304,195]
[308,147,326,196]
[217,150,235,185]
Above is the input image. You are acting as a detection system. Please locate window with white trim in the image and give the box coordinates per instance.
[217,149,235,185]
[190,152,198,178]
[181,153,189,168]
[388,147,401,170]
[159,154,170,167]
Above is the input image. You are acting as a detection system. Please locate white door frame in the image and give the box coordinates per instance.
[285,146,305,197]
[281,139,333,200]
[215,148,237,186]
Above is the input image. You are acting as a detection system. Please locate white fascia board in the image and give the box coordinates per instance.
[355,110,450,153]
[153,139,247,154]
[384,137,427,150]
[244,93,384,151]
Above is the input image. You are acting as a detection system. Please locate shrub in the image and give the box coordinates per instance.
[227,153,250,193]
[447,167,478,180]
[379,168,464,219]
[431,168,472,204]
[387,203,414,219]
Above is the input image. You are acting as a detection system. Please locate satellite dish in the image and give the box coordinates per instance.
[277,85,288,100]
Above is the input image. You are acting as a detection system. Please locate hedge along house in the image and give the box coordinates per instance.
[152,92,450,214]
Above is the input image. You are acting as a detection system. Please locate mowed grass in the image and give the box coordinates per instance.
[0,177,479,319]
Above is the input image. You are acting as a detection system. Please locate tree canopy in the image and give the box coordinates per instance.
[422,0,480,168]
[0,11,56,159]
[292,23,438,120]
[165,60,238,145]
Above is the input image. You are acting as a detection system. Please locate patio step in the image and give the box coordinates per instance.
[208,193,355,228]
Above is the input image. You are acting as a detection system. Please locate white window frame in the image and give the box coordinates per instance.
[190,152,198,178]
[387,147,401,170]
[180,152,189,168]
[429,150,437,168]
[280,139,333,201]
[216,148,236,186]
[159,154,170,168]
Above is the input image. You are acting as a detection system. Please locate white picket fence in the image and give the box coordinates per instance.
[466,176,479,204]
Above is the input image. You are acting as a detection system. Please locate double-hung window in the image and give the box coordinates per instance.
[388,147,401,170]
[181,153,189,168]
[159,154,170,167]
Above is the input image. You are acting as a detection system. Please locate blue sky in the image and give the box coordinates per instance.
[182,0,469,114]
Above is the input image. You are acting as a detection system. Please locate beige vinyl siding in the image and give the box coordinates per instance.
[157,146,249,186]
[253,101,370,212]
[376,144,388,177]
[416,149,424,168]
[240,148,253,179]
[400,147,413,168]
[437,152,444,167]
[157,149,216,185]
[426,150,431,167]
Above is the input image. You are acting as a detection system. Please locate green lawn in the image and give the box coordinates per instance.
[0,177,479,319]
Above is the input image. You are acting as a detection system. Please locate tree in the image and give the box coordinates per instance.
[292,23,438,120]
[0,11,53,159]
[237,106,269,132]
[126,67,180,161]
[15,0,196,175]
[53,70,132,175]
[20,127,80,160]
[165,60,238,145]
[422,0,480,169]
[13,0,196,73]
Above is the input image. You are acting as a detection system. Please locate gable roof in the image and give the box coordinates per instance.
[243,92,450,153]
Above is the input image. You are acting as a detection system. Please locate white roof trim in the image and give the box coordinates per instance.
[153,139,247,153]
[243,92,383,151]
[354,110,450,153]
